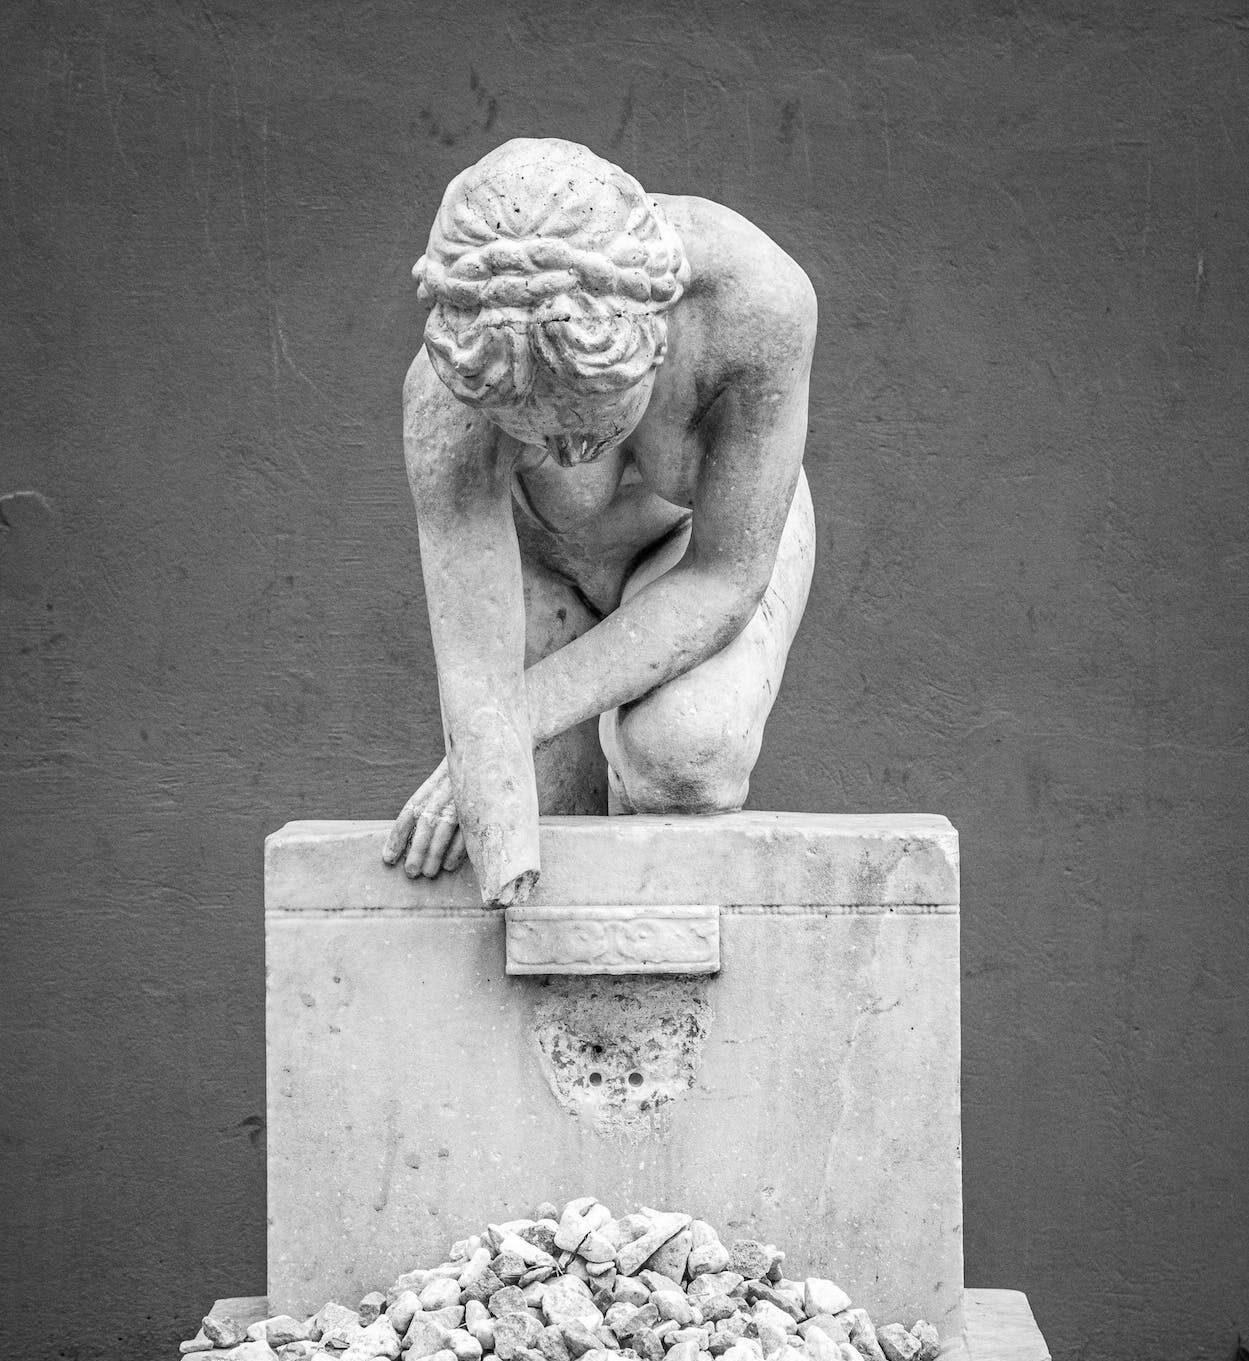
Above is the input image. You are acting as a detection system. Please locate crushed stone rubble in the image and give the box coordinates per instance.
[179,1199,941,1361]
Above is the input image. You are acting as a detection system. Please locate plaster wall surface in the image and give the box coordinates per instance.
[266,817,963,1337]
[2,2,1247,1359]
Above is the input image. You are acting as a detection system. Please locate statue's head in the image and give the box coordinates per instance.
[414,138,690,466]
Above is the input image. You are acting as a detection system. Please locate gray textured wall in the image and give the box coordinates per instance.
[2,2,1246,1358]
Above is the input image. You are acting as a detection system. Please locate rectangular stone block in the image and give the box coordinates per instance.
[266,812,962,1342]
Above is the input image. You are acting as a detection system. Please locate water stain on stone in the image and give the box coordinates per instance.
[529,976,711,1141]
[0,491,62,599]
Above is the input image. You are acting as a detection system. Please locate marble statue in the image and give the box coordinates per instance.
[382,138,816,905]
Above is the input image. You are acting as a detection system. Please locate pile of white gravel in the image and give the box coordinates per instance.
[179,1198,940,1361]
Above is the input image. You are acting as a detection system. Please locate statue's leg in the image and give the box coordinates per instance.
[522,554,611,815]
[599,469,815,814]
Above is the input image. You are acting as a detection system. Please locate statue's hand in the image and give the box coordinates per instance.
[382,758,467,878]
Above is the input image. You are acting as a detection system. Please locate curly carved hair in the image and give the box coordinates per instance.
[414,139,690,407]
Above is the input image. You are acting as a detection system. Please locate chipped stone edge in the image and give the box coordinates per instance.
[265,813,959,913]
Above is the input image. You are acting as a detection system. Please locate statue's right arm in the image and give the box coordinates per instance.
[388,351,540,906]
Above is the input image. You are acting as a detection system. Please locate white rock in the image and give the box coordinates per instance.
[340,1318,402,1361]
[875,1326,920,1361]
[215,1345,279,1361]
[668,1343,701,1361]
[319,1307,364,1350]
[468,1318,496,1351]
[803,1281,852,1319]
[203,1315,249,1348]
[274,1344,318,1361]
[723,1343,764,1361]
[446,1328,484,1361]
[543,1276,603,1329]
[557,1200,613,1252]
[705,1273,745,1295]
[799,1317,849,1346]
[687,1243,731,1277]
[836,1310,885,1361]
[358,1293,387,1327]
[248,1317,311,1347]
[752,1301,798,1336]
[772,1282,805,1313]
[421,1278,464,1311]
[459,1247,495,1288]
[802,1326,841,1361]
[614,1278,651,1307]
[493,1312,545,1360]
[615,1213,692,1276]
[578,1229,617,1263]
[499,1231,558,1269]
[389,1291,422,1335]
[388,1271,430,1305]
[643,1229,692,1283]
[489,1286,532,1317]
[756,1317,790,1357]
[406,1318,455,1359]
[491,1219,537,1242]
[180,1329,214,1353]
[908,1322,939,1361]
[652,1291,695,1326]
[639,1270,682,1295]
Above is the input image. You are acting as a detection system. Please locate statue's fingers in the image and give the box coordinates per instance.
[420,810,459,877]
[443,827,467,872]
[404,806,443,878]
[382,802,418,864]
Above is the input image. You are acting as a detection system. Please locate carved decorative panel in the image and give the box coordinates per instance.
[504,904,720,975]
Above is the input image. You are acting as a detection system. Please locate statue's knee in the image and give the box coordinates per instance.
[609,695,754,814]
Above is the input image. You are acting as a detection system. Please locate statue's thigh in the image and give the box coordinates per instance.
[522,554,610,815]
[601,470,815,813]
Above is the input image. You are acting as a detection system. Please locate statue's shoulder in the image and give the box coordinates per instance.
[401,348,500,491]
[403,347,452,420]
[656,195,817,363]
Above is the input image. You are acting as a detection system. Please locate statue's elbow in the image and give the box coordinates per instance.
[716,576,770,647]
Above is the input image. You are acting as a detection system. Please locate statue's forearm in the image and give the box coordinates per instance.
[524,561,760,743]
[414,442,540,903]
[440,683,539,903]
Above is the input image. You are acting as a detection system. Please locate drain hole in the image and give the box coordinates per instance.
[588,1044,604,1057]
[628,1071,644,1087]
[588,1071,603,1087]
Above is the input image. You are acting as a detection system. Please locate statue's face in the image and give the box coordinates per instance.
[485,372,656,468]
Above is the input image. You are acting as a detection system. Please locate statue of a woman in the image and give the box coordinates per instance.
[383,138,816,904]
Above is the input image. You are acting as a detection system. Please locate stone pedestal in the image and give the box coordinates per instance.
[266,813,963,1341]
